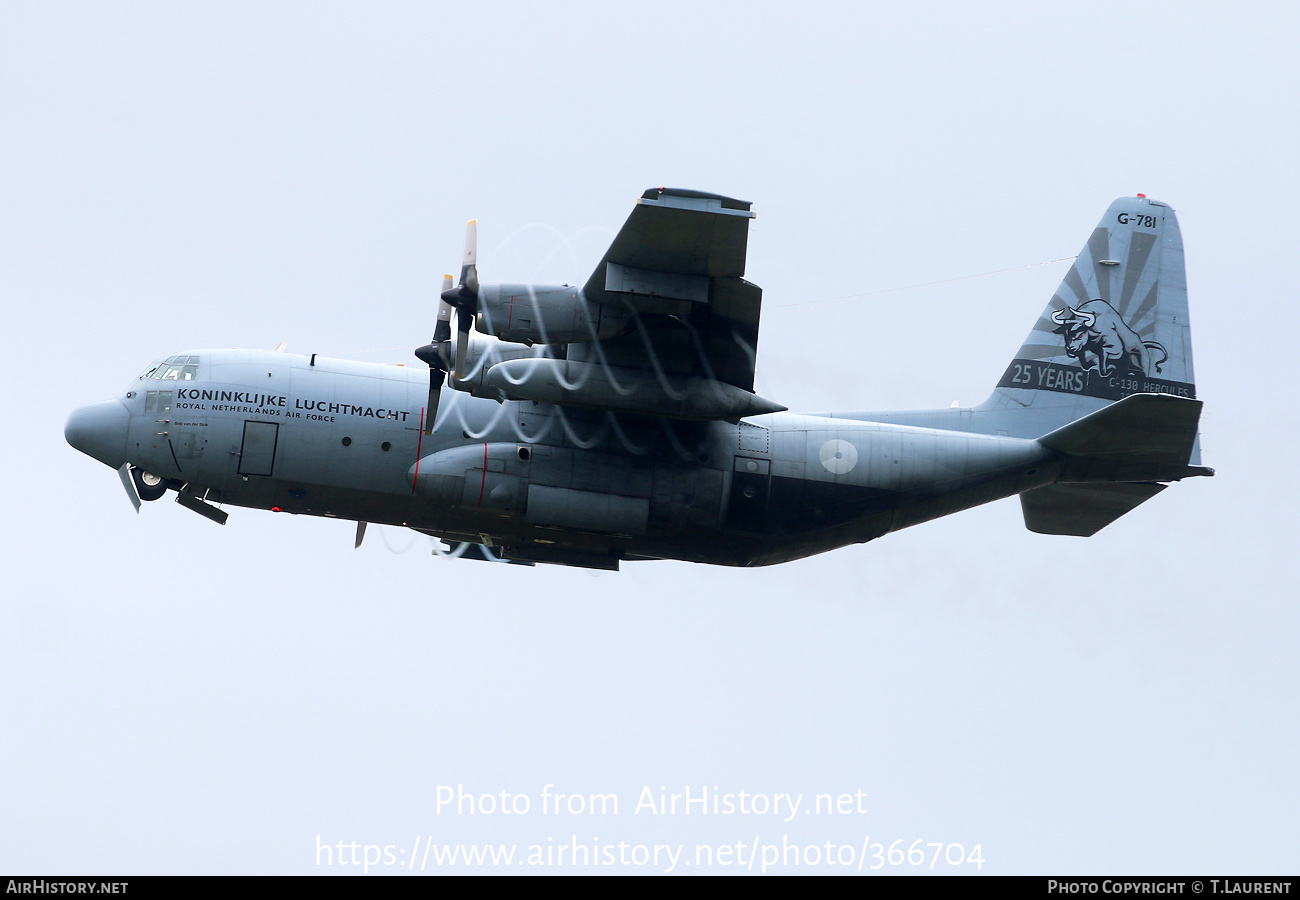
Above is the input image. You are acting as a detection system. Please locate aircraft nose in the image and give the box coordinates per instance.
[65,399,131,469]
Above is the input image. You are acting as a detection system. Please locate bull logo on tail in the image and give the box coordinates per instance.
[1051,300,1168,377]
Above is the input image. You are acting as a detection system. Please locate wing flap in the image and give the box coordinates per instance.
[582,188,756,300]
[605,262,709,303]
[572,187,766,395]
[585,189,755,289]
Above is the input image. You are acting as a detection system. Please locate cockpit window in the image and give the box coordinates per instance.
[148,355,201,381]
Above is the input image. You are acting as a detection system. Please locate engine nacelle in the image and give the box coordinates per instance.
[476,284,632,345]
[446,341,538,400]
[483,357,787,421]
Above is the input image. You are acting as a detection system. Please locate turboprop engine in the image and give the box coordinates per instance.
[475,284,634,345]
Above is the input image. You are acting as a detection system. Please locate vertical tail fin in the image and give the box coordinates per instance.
[982,196,1196,435]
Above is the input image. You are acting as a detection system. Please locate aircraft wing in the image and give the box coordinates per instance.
[573,188,765,394]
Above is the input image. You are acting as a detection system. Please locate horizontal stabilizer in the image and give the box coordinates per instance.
[1038,393,1207,482]
[1021,482,1166,536]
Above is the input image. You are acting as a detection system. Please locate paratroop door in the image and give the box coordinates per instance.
[238,421,279,476]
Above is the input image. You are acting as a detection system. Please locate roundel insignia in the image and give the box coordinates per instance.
[818,439,858,475]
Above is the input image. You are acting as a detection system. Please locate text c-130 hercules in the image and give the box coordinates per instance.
[66,189,1212,570]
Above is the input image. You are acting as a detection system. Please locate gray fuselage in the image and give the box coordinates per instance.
[97,349,1058,566]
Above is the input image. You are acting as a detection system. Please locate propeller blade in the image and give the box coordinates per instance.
[354,521,367,550]
[455,309,472,378]
[425,367,445,434]
[417,275,458,433]
[117,463,141,513]
[434,293,454,345]
[460,219,478,295]
[432,223,481,382]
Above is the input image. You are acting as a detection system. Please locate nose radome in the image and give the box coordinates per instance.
[65,400,130,469]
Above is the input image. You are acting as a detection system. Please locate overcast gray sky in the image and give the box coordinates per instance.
[3,1,1297,874]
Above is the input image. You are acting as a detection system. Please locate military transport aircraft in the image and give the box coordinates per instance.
[65,189,1211,569]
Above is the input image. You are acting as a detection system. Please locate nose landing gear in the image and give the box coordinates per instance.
[130,467,168,502]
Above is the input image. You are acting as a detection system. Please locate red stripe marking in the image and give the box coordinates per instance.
[411,407,424,494]
[476,442,488,508]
